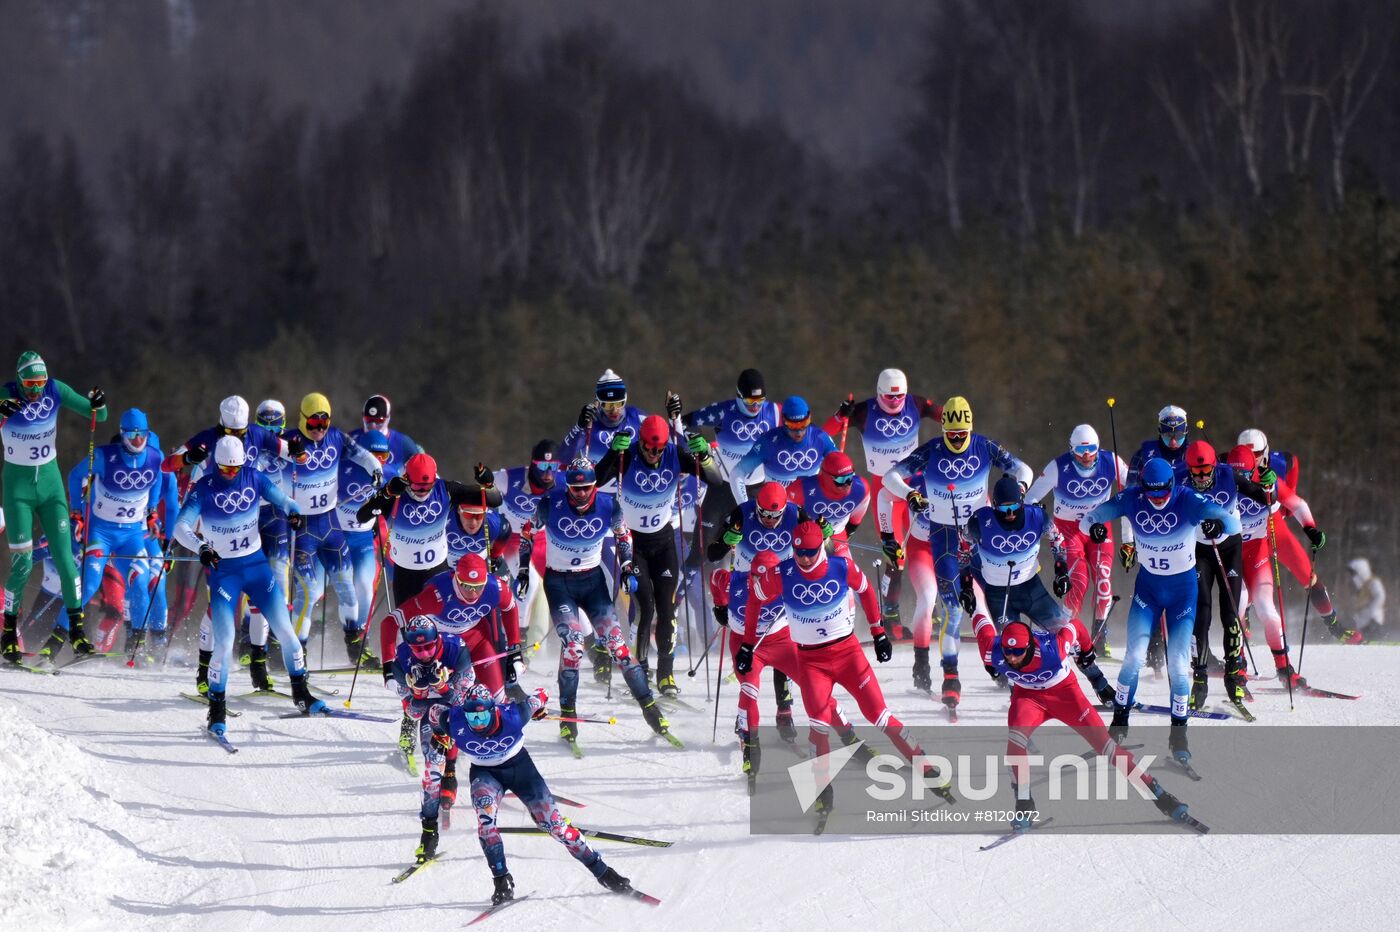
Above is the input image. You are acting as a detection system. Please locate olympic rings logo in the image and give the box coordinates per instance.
[873,414,914,438]
[18,395,54,420]
[1135,511,1179,534]
[444,603,490,626]
[632,469,674,493]
[775,448,819,472]
[463,734,516,755]
[212,488,257,514]
[402,501,443,525]
[1065,477,1110,498]
[1239,497,1264,516]
[447,530,474,553]
[111,469,155,490]
[746,530,791,551]
[556,516,604,538]
[303,446,339,471]
[509,493,536,514]
[1209,490,1230,506]
[345,481,374,503]
[791,580,842,605]
[811,499,855,521]
[730,419,767,442]
[1016,665,1057,684]
[937,454,982,480]
[989,532,1037,551]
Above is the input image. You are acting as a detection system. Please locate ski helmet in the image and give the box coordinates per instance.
[1185,440,1216,490]
[564,458,597,509]
[1238,428,1269,460]
[1069,424,1099,468]
[1157,405,1187,450]
[750,549,781,593]
[16,351,47,399]
[402,615,441,659]
[214,435,245,475]
[529,438,559,487]
[119,409,149,454]
[595,369,627,403]
[360,429,391,462]
[1140,457,1175,508]
[462,693,500,733]
[755,481,787,523]
[818,451,856,498]
[1225,444,1255,474]
[219,395,249,432]
[941,396,973,453]
[992,474,1023,514]
[1349,558,1372,582]
[792,520,825,566]
[404,453,437,498]
[781,396,810,427]
[1001,620,1035,668]
[453,553,490,602]
[256,399,286,434]
[363,394,391,429]
[736,369,766,411]
[876,369,907,414]
[639,414,670,455]
[300,392,332,434]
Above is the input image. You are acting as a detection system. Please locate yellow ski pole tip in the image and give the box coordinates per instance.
[1106,397,1116,407]
[1195,419,1205,429]
[343,700,352,708]
[609,717,617,725]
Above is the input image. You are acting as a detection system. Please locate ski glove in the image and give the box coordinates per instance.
[473,462,494,487]
[1305,526,1326,550]
[381,659,395,685]
[513,570,530,599]
[879,533,904,564]
[712,604,729,630]
[735,642,755,674]
[686,432,709,456]
[1258,466,1278,489]
[610,432,632,453]
[1119,543,1137,571]
[665,392,683,420]
[1200,518,1224,538]
[504,644,524,684]
[185,444,209,466]
[906,490,929,513]
[532,687,550,720]
[0,397,22,418]
[1053,559,1070,598]
[958,571,977,613]
[86,386,106,410]
[837,397,855,419]
[871,627,892,662]
[577,404,595,430]
[1088,522,1108,544]
[385,475,408,497]
[287,513,306,531]
[619,562,640,594]
[816,516,834,540]
[286,433,305,459]
[69,510,84,543]
[198,543,220,569]
[722,527,743,547]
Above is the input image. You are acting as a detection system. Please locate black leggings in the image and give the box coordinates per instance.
[632,528,680,679]
[1194,536,1243,668]
[392,562,445,610]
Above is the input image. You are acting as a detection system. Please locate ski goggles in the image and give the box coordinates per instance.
[598,400,625,419]
[1001,640,1031,659]
[370,449,391,465]
[221,425,248,439]
[794,544,823,560]
[407,639,439,660]
[19,377,47,393]
[831,472,856,487]
[738,392,766,410]
[304,413,331,431]
[1072,443,1098,457]
[783,415,811,430]
[217,463,242,479]
[879,392,905,409]
[944,430,970,446]
[532,459,558,474]
[363,415,388,429]
[121,428,149,449]
[454,575,487,599]
[409,481,435,497]
[995,502,1021,516]
[1143,485,1173,505]
[1159,423,1187,446]
[465,708,493,730]
[756,504,785,523]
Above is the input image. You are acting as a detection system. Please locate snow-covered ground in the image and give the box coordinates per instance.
[2,639,1396,930]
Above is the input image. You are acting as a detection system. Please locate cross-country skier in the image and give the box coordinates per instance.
[595,412,722,694]
[1025,424,1134,656]
[517,458,674,749]
[727,395,836,504]
[1346,557,1386,642]
[172,436,324,738]
[355,394,424,468]
[881,396,1032,709]
[435,689,636,904]
[1081,457,1239,768]
[561,369,649,473]
[494,439,560,656]
[1,351,107,662]
[822,370,941,638]
[962,475,1116,705]
[785,451,870,560]
[977,618,1198,834]
[445,497,512,571]
[1127,405,1190,486]
[679,367,781,482]
[335,429,392,665]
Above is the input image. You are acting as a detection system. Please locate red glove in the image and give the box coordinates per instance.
[709,568,731,606]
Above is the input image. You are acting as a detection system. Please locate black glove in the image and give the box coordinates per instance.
[837,397,855,419]
[356,491,389,524]
[906,490,929,513]
[198,543,220,569]
[514,570,530,598]
[880,532,904,563]
[958,571,976,613]
[1305,525,1326,550]
[712,604,729,629]
[287,512,306,531]
[735,642,755,673]
[86,386,106,409]
[1088,522,1108,543]
[0,397,23,418]
[185,444,209,466]
[474,462,494,486]
[1053,559,1070,598]
[577,404,595,430]
[985,662,999,680]
[1201,518,1224,538]
[382,659,394,684]
[665,392,683,420]
[287,433,305,458]
[488,555,508,576]
[503,644,524,684]
[871,628,892,663]
[1119,543,1137,571]
[385,475,408,497]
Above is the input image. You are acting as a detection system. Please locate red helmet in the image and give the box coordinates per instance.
[1226,444,1255,474]
[755,481,787,519]
[639,415,669,452]
[1002,620,1033,651]
[749,550,782,600]
[793,520,824,553]
[818,451,856,498]
[453,553,490,601]
[1185,440,1216,471]
[405,453,437,494]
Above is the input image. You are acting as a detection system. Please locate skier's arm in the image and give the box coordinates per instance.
[707,506,744,562]
[158,465,179,531]
[255,473,298,515]
[1024,461,1057,505]
[1115,455,1135,543]
[729,442,765,503]
[172,489,204,553]
[345,435,382,477]
[847,560,881,628]
[676,447,723,487]
[517,498,550,566]
[497,583,521,644]
[987,438,1032,489]
[66,458,93,507]
[1234,470,1271,506]
[881,444,930,501]
[1041,516,1067,564]
[914,396,942,422]
[846,483,872,533]
[380,587,440,668]
[1081,494,1129,535]
[821,399,867,439]
[54,379,107,422]
[445,480,503,509]
[611,509,633,567]
[1194,496,1242,536]
[593,448,622,486]
[680,399,726,431]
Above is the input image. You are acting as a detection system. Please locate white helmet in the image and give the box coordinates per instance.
[1238,428,1268,457]
[1348,558,1371,579]
[1069,424,1099,450]
[876,369,907,414]
[220,395,249,430]
[214,435,245,469]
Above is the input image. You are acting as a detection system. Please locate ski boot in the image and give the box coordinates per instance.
[1150,780,1188,821]
[1189,663,1209,710]
[1223,658,1250,704]
[559,705,579,744]
[1107,701,1131,744]
[399,711,417,758]
[238,637,252,667]
[1273,649,1307,689]
[248,644,273,691]
[344,628,374,667]
[912,646,932,694]
[1092,622,1111,659]
[150,631,170,665]
[289,673,326,714]
[837,723,880,766]
[207,691,228,738]
[1168,721,1191,768]
[657,674,679,698]
[1204,650,1225,673]
[65,608,93,656]
[641,699,671,737]
[774,706,798,744]
[1075,649,1116,705]
[1011,794,1036,834]
[590,641,612,684]
[812,784,835,834]
[491,872,515,906]
[440,760,458,810]
[597,865,632,894]
[1,612,20,661]
[415,817,439,865]
[940,660,961,710]
[38,627,68,664]
[197,649,213,695]
[740,729,760,795]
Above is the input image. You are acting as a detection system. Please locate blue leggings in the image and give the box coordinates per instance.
[344,529,379,633]
[207,553,305,693]
[929,525,965,662]
[291,511,357,639]
[470,750,602,879]
[1116,567,1197,719]
[80,522,152,630]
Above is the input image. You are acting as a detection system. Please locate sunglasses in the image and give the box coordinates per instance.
[122,429,148,443]
[1003,642,1030,657]
[533,460,558,473]
[465,709,493,729]
[305,414,331,431]
[19,377,46,390]
[996,502,1021,515]
[831,472,855,487]
[756,505,785,522]
[641,443,666,458]
[598,401,625,416]
[794,546,822,559]
[222,425,247,438]
[217,464,241,478]
[408,640,438,658]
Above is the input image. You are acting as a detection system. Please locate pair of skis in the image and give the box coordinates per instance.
[467,887,659,924]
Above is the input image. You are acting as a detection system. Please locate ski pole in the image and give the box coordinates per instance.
[1298,563,1315,679]
[998,559,1018,628]
[712,627,728,743]
[546,712,617,725]
[1264,486,1294,710]
[696,455,713,701]
[687,623,724,677]
[107,553,203,562]
[128,536,178,667]
[80,406,98,559]
[1090,594,1121,647]
[471,641,543,666]
[342,564,385,709]
[1106,398,1122,493]
[1209,540,1256,682]
[839,393,854,452]
[1195,418,1213,447]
